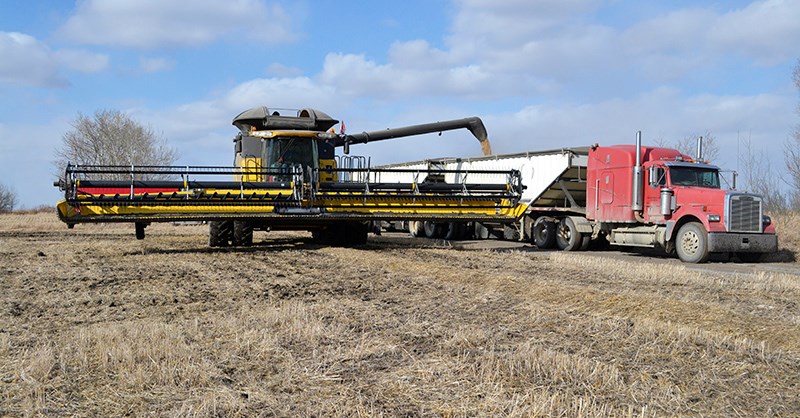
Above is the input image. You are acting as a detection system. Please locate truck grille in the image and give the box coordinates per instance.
[726,193,762,233]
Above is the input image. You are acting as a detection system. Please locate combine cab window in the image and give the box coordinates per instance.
[265,137,317,179]
[669,167,720,189]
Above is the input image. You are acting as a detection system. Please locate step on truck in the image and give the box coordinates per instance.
[380,132,778,263]
[54,107,525,246]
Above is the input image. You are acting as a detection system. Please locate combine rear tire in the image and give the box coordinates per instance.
[532,218,556,249]
[675,222,709,263]
[209,221,233,247]
[233,221,254,247]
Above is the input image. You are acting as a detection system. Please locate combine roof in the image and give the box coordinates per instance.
[232,107,339,133]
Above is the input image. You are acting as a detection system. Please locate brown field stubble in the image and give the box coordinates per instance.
[0,212,799,417]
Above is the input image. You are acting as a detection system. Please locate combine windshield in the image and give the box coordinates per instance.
[669,167,720,189]
[265,137,316,170]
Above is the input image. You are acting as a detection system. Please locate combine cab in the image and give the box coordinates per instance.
[55,107,522,246]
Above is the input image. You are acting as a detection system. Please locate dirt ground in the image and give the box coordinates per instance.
[1,212,799,417]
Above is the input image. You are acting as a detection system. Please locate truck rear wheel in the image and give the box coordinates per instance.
[209,221,233,247]
[445,222,467,241]
[233,221,254,247]
[532,218,556,249]
[675,222,709,263]
[556,217,584,251]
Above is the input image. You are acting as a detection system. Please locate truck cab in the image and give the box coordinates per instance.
[586,140,777,263]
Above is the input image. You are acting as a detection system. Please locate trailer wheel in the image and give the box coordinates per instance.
[532,218,556,249]
[556,217,583,251]
[233,221,254,247]
[209,221,233,247]
[409,221,425,238]
[675,222,709,263]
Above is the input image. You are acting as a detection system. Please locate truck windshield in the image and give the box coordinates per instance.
[669,167,720,188]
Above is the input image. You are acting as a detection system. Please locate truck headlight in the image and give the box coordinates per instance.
[707,214,721,222]
[763,215,771,226]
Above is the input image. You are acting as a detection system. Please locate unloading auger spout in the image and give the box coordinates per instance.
[336,117,492,156]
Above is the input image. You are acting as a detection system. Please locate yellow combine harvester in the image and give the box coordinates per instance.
[55,107,525,246]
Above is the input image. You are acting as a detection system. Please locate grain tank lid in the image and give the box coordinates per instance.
[232,107,339,132]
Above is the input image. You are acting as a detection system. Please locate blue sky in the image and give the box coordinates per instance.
[1,0,798,208]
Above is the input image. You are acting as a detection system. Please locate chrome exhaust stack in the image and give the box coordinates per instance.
[696,136,704,161]
[631,131,644,212]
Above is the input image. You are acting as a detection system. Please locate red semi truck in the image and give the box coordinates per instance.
[381,133,778,263]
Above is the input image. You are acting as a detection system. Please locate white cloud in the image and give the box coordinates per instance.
[139,57,175,73]
[58,0,298,49]
[0,32,67,87]
[709,0,800,65]
[55,49,109,73]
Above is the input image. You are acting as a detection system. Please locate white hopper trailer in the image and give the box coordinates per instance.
[375,134,777,263]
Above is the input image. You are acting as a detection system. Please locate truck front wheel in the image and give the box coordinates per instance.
[675,222,709,263]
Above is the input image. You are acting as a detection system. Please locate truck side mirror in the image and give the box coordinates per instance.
[648,165,658,187]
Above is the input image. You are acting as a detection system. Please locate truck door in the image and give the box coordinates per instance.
[645,165,666,218]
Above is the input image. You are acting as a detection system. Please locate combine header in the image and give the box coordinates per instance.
[55,107,522,246]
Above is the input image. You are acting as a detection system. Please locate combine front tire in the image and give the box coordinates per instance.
[233,221,254,247]
[209,221,233,247]
[675,222,709,263]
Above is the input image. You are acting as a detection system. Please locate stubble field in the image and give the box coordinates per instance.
[1,212,799,417]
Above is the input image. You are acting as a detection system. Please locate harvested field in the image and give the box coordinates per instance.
[1,212,799,417]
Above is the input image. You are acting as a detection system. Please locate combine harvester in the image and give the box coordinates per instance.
[55,107,524,246]
[55,107,777,263]
[380,133,777,263]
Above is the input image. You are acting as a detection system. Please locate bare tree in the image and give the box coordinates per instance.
[739,138,787,213]
[0,183,17,213]
[786,59,800,208]
[672,131,719,163]
[54,110,177,180]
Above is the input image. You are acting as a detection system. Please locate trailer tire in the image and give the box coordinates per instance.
[409,221,425,238]
[675,222,709,263]
[556,217,583,251]
[233,221,254,247]
[209,221,233,247]
[532,218,556,249]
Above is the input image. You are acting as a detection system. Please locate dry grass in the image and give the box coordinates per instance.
[1,212,799,417]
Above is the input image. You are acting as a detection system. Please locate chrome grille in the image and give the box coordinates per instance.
[726,194,762,233]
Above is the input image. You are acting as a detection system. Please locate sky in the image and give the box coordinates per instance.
[1,0,798,208]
